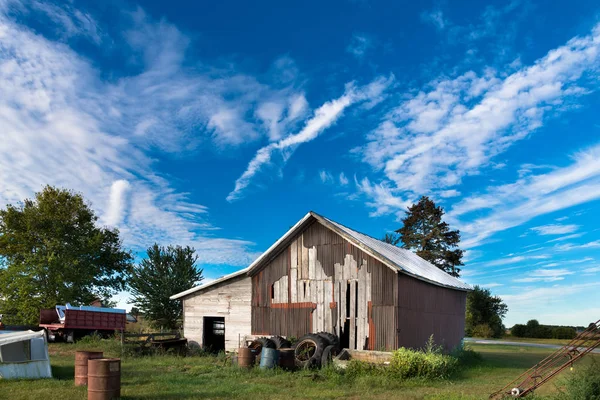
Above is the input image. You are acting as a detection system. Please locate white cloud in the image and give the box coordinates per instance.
[513,268,574,283]
[339,172,349,186]
[359,23,600,218]
[0,3,290,266]
[439,189,461,198]
[531,224,579,235]
[104,180,131,227]
[420,9,447,31]
[481,283,503,288]
[227,76,394,201]
[355,176,410,218]
[346,33,373,59]
[481,255,549,268]
[545,233,584,243]
[583,266,600,274]
[556,240,600,252]
[450,143,600,248]
[319,170,334,184]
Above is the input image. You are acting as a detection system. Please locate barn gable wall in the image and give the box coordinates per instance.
[182,275,252,351]
[397,273,467,350]
[251,220,399,350]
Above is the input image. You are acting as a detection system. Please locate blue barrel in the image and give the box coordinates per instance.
[259,348,279,369]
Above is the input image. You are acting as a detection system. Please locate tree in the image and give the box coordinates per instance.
[397,196,463,277]
[381,232,400,246]
[0,186,133,325]
[129,244,203,330]
[465,286,508,338]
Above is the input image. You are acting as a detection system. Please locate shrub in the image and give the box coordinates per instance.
[553,327,576,340]
[554,360,600,400]
[450,343,483,367]
[389,347,458,379]
[471,324,494,338]
[511,324,527,337]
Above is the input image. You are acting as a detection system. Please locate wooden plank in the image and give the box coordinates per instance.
[291,267,298,303]
[273,280,280,303]
[350,255,358,280]
[281,276,288,303]
[349,280,356,350]
[308,247,316,280]
[366,269,372,346]
[291,238,298,270]
[325,281,332,332]
[358,263,367,350]
[301,236,309,279]
[317,280,324,331]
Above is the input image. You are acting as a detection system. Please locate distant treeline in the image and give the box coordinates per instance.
[511,319,583,339]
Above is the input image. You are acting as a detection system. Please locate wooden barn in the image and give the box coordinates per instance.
[172,211,471,352]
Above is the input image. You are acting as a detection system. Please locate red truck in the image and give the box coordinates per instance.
[39,304,126,343]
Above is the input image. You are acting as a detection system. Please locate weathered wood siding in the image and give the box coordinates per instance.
[182,275,252,351]
[397,273,467,350]
[251,221,399,350]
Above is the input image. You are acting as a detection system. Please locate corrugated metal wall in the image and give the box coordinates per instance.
[397,273,467,350]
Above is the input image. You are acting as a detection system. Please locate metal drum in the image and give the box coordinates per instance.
[259,348,279,369]
[278,348,295,370]
[74,350,103,386]
[237,347,255,368]
[88,358,121,400]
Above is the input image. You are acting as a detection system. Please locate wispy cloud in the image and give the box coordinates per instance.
[0,2,299,265]
[227,76,394,201]
[556,240,600,252]
[358,23,600,223]
[513,268,574,283]
[339,172,349,186]
[451,143,600,248]
[347,33,374,59]
[531,224,580,235]
[319,170,334,184]
[420,9,447,31]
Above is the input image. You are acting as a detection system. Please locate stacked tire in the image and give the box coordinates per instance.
[270,335,291,349]
[293,332,340,369]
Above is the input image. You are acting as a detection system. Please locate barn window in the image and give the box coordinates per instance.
[271,283,274,300]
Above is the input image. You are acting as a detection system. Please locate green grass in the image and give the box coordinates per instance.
[1,341,596,399]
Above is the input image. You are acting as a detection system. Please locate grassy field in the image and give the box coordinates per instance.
[497,337,574,346]
[0,340,596,399]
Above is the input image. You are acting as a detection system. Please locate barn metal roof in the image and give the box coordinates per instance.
[312,212,472,291]
[171,211,471,299]
[170,267,249,300]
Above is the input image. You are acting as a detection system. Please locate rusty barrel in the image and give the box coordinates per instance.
[278,348,295,370]
[74,350,103,386]
[237,347,255,368]
[88,358,121,400]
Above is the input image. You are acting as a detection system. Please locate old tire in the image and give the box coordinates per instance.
[321,345,339,367]
[316,332,340,351]
[249,337,276,355]
[271,335,291,349]
[293,334,327,369]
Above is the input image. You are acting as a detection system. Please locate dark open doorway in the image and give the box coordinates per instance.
[203,316,225,352]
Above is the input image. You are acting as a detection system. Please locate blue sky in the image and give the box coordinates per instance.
[1,0,600,328]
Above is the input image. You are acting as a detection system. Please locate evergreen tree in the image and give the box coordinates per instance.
[381,232,400,246]
[129,244,203,330]
[397,196,463,277]
[0,186,133,324]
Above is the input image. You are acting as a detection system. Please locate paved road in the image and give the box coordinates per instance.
[464,337,600,354]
